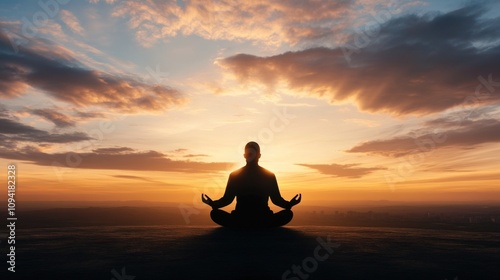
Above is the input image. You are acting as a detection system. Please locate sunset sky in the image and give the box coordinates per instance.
[1,0,499,207]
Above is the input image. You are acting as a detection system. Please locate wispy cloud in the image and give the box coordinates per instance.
[111,175,170,184]
[60,10,85,35]
[183,154,209,158]
[93,147,135,154]
[297,163,385,178]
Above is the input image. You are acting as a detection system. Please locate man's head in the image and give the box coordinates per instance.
[244,141,261,165]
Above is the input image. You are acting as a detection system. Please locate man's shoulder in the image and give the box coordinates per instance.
[230,166,246,176]
[230,165,275,176]
[258,166,275,177]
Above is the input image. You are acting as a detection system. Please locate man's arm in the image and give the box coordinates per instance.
[269,174,291,209]
[210,174,236,209]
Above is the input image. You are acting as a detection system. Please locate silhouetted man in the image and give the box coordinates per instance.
[202,141,301,228]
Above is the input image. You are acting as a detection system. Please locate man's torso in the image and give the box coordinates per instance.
[230,165,275,216]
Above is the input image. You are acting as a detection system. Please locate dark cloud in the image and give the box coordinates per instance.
[112,175,156,181]
[0,105,12,117]
[23,107,109,128]
[0,117,39,135]
[0,117,92,144]
[93,147,135,154]
[0,146,234,173]
[0,27,186,113]
[423,116,463,128]
[297,163,385,178]
[30,108,76,128]
[347,118,500,157]
[422,104,498,127]
[74,111,106,119]
[111,175,169,184]
[184,154,209,158]
[218,4,500,115]
[0,134,17,149]
[170,149,210,158]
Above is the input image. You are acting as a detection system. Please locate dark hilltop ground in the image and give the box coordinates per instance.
[1,203,499,279]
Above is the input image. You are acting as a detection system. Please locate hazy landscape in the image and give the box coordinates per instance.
[2,202,499,279]
[12,201,500,231]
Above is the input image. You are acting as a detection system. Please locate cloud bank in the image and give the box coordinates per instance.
[347,118,500,157]
[218,5,500,115]
[0,117,93,146]
[0,27,186,113]
[108,0,414,47]
[0,145,234,173]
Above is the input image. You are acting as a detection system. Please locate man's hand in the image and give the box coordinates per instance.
[288,194,301,209]
[201,193,214,208]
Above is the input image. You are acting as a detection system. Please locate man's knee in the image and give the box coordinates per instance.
[283,209,293,221]
[210,209,233,226]
[210,209,224,220]
[274,209,293,226]
[210,209,218,217]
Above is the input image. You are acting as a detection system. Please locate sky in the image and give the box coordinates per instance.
[0,0,500,207]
